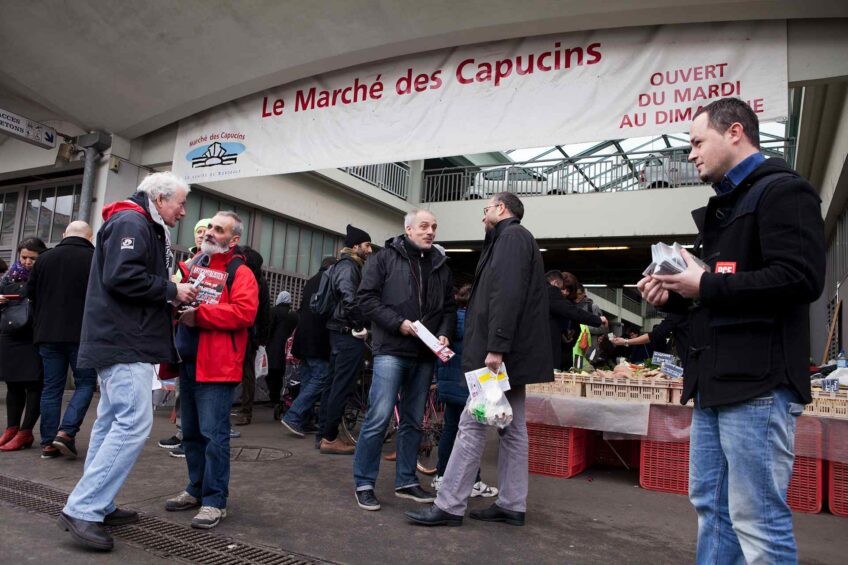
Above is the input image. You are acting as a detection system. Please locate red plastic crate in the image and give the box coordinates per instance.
[830,461,848,517]
[590,432,640,469]
[786,417,823,513]
[640,439,690,495]
[527,424,589,478]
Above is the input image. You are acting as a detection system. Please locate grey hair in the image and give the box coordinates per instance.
[215,211,243,237]
[137,171,189,201]
[404,208,435,228]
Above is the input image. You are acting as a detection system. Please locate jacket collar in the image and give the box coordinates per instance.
[386,235,447,270]
[101,191,154,223]
[57,236,94,249]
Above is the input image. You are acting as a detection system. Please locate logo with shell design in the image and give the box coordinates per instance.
[187,141,245,168]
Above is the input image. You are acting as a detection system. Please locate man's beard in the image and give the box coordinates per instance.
[201,239,229,255]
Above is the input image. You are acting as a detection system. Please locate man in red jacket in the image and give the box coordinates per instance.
[165,211,258,529]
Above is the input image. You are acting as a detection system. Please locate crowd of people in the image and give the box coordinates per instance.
[0,97,827,564]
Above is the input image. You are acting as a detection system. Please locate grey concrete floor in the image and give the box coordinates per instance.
[0,392,844,564]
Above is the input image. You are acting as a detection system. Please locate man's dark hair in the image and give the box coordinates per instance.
[240,246,264,280]
[455,283,472,308]
[492,192,524,220]
[561,271,579,297]
[17,237,47,256]
[545,269,564,284]
[321,256,337,270]
[694,98,760,149]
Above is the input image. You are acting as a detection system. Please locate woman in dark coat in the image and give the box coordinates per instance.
[0,237,48,451]
[267,291,298,418]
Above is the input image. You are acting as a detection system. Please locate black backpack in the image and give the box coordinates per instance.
[309,261,338,316]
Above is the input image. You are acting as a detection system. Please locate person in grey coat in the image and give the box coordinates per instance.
[407,192,552,527]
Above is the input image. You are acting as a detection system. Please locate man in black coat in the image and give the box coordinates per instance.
[639,98,826,564]
[352,209,456,511]
[282,257,335,434]
[28,221,97,459]
[60,172,198,551]
[545,270,606,369]
[407,192,550,528]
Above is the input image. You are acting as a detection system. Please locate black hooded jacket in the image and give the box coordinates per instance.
[357,235,456,358]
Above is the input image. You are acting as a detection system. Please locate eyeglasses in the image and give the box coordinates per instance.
[482,203,501,215]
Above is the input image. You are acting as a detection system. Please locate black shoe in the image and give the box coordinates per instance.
[395,485,435,503]
[158,435,181,449]
[469,503,526,526]
[281,418,305,438]
[104,508,139,526]
[273,403,284,422]
[169,444,186,458]
[41,446,62,459]
[302,422,319,434]
[405,504,463,527]
[355,489,381,511]
[57,512,114,551]
[52,436,78,458]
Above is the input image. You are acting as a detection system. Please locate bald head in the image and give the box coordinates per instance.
[64,221,93,241]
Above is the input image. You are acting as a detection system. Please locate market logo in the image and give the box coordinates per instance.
[186,141,245,168]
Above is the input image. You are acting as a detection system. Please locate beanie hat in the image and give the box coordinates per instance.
[344,224,371,248]
[194,218,212,234]
[276,291,291,306]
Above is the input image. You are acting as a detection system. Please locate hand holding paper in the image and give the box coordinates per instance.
[411,321,455,362]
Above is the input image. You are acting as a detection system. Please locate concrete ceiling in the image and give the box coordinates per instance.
[2,1,848,140]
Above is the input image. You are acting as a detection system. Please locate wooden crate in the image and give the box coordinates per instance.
[584,375,670,403]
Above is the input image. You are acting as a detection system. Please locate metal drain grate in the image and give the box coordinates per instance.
[231,446,293,462]
[0,474,332,565]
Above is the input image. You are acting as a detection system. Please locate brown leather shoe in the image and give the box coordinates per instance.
[319,438,355,455]
[233,414,251,426]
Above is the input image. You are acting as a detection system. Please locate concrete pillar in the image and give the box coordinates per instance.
[408,160,424,204]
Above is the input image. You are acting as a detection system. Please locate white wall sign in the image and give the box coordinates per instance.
[173,21,788,184]
[0,107,57,149]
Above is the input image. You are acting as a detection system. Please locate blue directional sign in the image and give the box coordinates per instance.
[0,107,58,149]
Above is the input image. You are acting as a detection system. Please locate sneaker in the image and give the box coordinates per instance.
[52,436,78,458]
[471,481,499,498]
[41,446,62,459]
[355,489,381,511]
[319,438,354,455]
[191,506,227,529]
[158,435,181,449]
[169,444,186,458]
[280,418,305,438]
[431,475,443,492]
[229,429,241,439]
[165,491,201,512]
[395,485,436,503]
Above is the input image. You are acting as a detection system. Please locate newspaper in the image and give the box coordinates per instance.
[186,265,228,306]
[412,321,455,362]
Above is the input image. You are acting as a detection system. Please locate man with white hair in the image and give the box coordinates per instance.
[352,209,456,510]
[59,172,198,551]
[165,211,258,529]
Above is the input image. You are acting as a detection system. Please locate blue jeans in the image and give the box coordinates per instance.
[319,331,365,442]
[689,385,803,565]
[284,357,330,427]
[39,343,97,447]
[63,363,153,521]
[179,363,236,509]
[353,355,432,491]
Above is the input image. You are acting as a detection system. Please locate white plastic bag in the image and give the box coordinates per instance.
[255,345,269,378]
[464,364,513,429]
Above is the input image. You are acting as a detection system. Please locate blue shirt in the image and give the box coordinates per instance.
[713,152,766,195]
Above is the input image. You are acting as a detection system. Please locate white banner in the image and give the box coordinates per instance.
[173,21,787,184]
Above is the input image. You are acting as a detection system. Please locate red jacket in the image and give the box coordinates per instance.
[180,248,259,383]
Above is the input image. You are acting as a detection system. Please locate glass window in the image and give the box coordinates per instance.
[297,229,312,275]
[0,192,18,247]
[37,187,55,241]
[23,189,41,237]
[180,191,202,248]
[259,214,273,265]
[310,233,324,276]
[199,195,219,220]
[51,185,75,241]
[323,236,337,259]
[234,205,251,244]
[284,224,299,272]
[271,219,286,268]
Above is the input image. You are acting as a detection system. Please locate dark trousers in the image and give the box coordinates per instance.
[319,331,365,442]
[239,342,258,417]
[180,363,237,509]
[38,343,97,447]
[6,381,42,430]
[266,367,285,405]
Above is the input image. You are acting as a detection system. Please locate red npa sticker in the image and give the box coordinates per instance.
[715,261,737,274]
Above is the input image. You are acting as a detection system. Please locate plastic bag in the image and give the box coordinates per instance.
[464,365,513,429]
[255,345,269,378]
